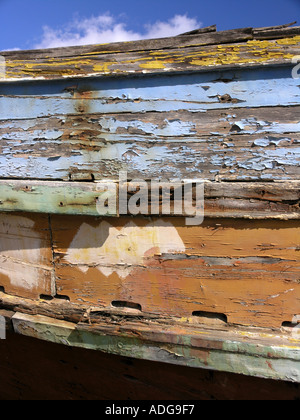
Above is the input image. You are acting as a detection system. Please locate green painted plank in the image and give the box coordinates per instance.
[0,180,118,216]
[12,312,300,383]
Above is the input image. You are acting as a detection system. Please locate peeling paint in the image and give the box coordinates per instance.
[65,220,185,278]
[0,67,299,182]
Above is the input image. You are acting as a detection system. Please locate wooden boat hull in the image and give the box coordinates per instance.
[0,23,299,399]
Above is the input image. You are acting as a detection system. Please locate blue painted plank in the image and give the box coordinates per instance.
[0,67,299,120]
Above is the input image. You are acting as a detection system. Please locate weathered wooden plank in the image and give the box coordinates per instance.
[1,67,299,119]
[1,31,299,80]
[0,67,299,182]
[11,312,300,383]
[1,28,254,59]
[1,137,298,181]
[253,24,300,40]
[0,213,54,299]
[0,180,298,219]
[177,24,217,36]
[51,215,300,328]
[204,181,300,219]
[254,22,297,32]
[0,291,85,324]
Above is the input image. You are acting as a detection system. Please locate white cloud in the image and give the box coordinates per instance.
[145,15,201,39]
[1,47,20,52]
[35,13,202,49]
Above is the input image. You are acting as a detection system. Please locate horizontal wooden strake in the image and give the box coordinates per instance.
[0,180,298,219]
[1,77,299,183]
[10,311,300,383]
[50,215,300,328]
[0,212,298,328]
[1,24,300,80]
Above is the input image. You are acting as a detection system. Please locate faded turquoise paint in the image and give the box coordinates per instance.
[0,66,299,181]
[0,67,299,120]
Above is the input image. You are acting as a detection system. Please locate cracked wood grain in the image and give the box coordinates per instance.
[1,29,300,80]
[0,180,298,219]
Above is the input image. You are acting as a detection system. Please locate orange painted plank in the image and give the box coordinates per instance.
[52,215,300,328]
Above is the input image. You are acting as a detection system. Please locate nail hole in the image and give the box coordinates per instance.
[192,311,227,323]
[40,294,70,302]
[40,294,53,301]
[55,294,71,301]
[111,301,142,311]
[282,318,300,328]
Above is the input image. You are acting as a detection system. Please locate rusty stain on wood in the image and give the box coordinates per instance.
[0,85,299,181]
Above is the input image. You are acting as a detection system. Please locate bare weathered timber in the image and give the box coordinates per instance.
[1,27,300,79]
[0,213,54,299]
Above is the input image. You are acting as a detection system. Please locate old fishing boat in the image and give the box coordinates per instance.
[0,23,299,400]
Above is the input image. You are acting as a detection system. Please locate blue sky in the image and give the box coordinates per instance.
[0,0,299,51]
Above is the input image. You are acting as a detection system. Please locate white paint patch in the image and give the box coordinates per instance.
[0,215,44,291]
[65,220,185,278]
